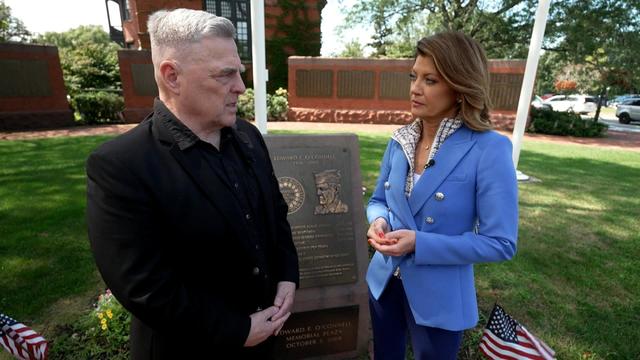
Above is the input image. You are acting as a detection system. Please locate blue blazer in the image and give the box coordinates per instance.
[366,125,518,331]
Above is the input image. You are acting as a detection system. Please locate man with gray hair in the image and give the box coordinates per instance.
[86,8,298,359]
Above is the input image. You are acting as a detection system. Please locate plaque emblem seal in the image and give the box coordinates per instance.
[278,176,305,214]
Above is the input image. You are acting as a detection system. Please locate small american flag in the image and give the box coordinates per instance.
[479,304,555,360]
[0,312,48,360]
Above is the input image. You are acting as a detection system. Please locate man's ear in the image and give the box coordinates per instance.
[158,60,180,95]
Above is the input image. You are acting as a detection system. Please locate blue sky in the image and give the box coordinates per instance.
[4,0,371,56]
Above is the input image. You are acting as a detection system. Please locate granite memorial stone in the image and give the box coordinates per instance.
[266,134,369,360]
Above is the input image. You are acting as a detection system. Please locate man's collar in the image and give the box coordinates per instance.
[153,98,235,151]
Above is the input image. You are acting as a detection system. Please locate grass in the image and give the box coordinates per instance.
[597,106,616,118]
[0,137,112,320]
[0,131,638,359]
[477,142,640,359]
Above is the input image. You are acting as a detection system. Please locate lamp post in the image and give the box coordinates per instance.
[250,0,268,134]
[511,0,552,180]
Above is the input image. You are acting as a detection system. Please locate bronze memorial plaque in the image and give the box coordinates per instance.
[274,306,359,359]
[269,143,357,288]
[266,134,369,360]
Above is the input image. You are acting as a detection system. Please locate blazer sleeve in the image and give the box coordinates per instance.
[86,150,251,348]
[255,131,300,287]
[414,135,518,265]
[366,140,394,225]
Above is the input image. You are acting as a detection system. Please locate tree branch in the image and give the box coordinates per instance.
[439,0,453,29]
[541,46,569,52]
[492,0,523,17]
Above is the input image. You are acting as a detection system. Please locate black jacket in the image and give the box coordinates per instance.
[86,102,299,359]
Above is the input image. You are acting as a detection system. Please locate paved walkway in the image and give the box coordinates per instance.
[1,121,639,152]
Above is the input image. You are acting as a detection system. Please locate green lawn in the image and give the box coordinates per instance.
[0,137,110,320]
[0,132,638,359]
[598,106,616,118]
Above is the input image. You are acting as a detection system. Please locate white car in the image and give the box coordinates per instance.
[531,95,552,110]
[543,95,598,114]
[616,99,640,124]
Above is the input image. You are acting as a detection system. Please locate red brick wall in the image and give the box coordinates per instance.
[265,0,323,39]
[288,57,412,111]
[123,0,141,48]
[118,49,155,123]
[287,57,525,130]
[0,43,73,130]
[132,0,203,49]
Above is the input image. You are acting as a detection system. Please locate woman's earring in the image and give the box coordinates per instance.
[457,98,462,104]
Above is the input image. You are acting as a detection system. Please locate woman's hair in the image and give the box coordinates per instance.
[416,31,493,131]
[147,8,236,65]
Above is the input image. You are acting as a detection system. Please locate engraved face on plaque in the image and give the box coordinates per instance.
[313,170,349,215]
[270,146,358,288]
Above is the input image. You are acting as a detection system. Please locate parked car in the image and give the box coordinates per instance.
[610,94,640,107]
[543,94,597,114]
[616,99,640,124]
[531,95,552,110]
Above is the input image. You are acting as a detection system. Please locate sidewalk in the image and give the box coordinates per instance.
[1,121,639,152]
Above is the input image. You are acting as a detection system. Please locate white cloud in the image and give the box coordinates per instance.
[4,0,109,36]
[5,0,371,56]
[320,0,372,56]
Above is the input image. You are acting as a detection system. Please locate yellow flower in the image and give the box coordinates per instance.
[106,310,113,319]
[97,312,104,319]
[101,324,108,331]
[101,318,107,325]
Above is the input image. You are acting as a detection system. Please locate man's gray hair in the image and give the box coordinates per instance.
[147,8,236,50]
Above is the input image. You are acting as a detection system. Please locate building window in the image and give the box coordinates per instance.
[204,0,251,60]
[122,0,131,20]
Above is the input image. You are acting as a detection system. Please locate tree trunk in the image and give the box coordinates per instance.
[593,86,606,123]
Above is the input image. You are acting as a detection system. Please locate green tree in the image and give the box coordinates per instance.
[34,26,121,95]
[339,0,532,58]
[338,39,365,57]
[543,0,640,120]
[0,0,30,42]
[535,51,564,96]
[339,0,640,123]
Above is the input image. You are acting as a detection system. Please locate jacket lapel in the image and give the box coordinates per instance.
[152,116,253,253]
[408,126,475,215]
[230,126,262,190]
[231,126,277,224]
[231,125,285,244]
[387,148,418,231]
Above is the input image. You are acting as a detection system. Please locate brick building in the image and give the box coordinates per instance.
[106,0,326,122]
[107,0,325,85]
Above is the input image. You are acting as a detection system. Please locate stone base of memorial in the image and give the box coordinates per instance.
[266,134,369,360]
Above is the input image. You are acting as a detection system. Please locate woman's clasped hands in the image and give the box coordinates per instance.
[367,218,416,256]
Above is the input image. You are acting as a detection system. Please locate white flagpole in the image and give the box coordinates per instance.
[512,0,552,179]
[250,0,268,134]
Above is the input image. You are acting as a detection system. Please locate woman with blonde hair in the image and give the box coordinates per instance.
[366,31,518,359]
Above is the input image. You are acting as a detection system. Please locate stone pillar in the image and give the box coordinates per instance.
[0,43,74,131]
[118,49,156,123]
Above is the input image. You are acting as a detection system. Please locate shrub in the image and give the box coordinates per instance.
[527,108,608,137]
[268,88,289,121]
[237,87,289,121]
[49,290,130,359]
[237,88,255,120]
[71,91,124,124]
